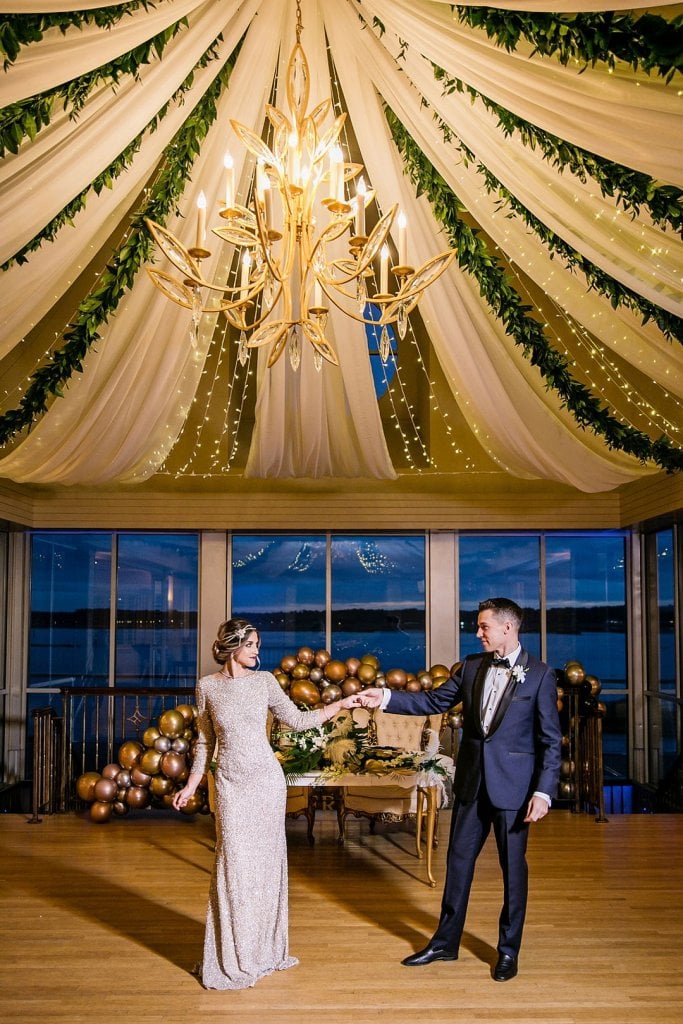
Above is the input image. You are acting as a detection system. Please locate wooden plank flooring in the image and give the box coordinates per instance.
[1,809,682,1024]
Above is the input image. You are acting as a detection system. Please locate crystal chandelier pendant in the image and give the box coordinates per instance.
[238,330,249,366]
[190,287,202,348]
[356,276,367,315]
[288,326,301,371]
[313,349,323,373]
[397,302,408,340]
[263,272,274,308]
[379,325,391,364]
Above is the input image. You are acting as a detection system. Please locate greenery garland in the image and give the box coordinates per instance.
[452,6,682,80]
[1,16,188,158]
[0,42,238,447]
[428,112,682,343]
[0,3,155,68]
[432,65,682,236]
[2,41,223,272]
[385,107,682,473]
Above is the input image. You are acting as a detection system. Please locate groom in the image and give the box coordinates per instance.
[358,597,562,981]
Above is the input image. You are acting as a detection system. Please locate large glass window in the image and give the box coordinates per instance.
[458,536,540,658]
[115,534,199,688]
[645,527,679,783]
[545,534,627,688]
[331,535,425,670]
[29,532,112,689]
[231,535,326,669]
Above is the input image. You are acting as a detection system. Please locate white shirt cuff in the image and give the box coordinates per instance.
[533,791,551,807]
[379,688,392,711]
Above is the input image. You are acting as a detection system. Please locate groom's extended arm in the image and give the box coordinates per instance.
[360,673,463,716]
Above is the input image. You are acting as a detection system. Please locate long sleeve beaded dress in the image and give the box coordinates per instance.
[190,669,328,990]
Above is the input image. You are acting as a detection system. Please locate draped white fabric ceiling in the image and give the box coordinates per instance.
[0,0,681,492]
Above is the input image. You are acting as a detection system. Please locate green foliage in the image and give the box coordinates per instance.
[2,41,223,271]
[453,6,682,80]
[0,15,189,157]
[385,107,682,473]
[0,45,238,447]
[432,64,682,235]
[0,4,155,68]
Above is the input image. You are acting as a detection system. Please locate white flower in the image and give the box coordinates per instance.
[511,664,528,685]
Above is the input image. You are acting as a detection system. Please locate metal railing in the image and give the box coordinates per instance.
[31,686,194,816]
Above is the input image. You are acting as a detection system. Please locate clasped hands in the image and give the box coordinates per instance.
[341,688,383,710]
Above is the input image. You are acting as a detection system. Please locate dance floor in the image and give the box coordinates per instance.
[1,808,682,1024]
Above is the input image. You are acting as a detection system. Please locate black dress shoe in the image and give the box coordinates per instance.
[493,954,518,981]
[401,945,458,967]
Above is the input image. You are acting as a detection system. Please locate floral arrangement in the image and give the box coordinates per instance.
[272,711,450,785]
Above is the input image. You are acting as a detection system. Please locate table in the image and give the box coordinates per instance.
[290,769,448,886]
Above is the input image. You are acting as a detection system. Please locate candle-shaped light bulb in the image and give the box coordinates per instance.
[380,243,389,295]
[240,250,251,300]
[329,145,342,200]
[397,210,408,266]
[355,177,367,236]
[314,279,323,308]
[223,152,234,208]
[195,191,207,248]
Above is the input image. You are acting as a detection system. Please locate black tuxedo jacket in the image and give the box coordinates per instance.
[386,649,562,810]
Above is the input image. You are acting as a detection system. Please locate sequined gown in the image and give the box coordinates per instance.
[190,670,327,990]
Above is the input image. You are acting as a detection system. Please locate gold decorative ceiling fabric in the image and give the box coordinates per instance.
[0,0,681,492]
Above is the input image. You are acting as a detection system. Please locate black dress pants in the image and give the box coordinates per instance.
[430,789,530,958]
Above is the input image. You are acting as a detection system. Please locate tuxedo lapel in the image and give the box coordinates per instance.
[473,653,493,738]
[487,648,529,737]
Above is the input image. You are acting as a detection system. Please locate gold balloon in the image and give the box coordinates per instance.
[563,661,586,686]
[140,749,163,775]
[450,661,463,678]
[585,674,602,696]
[153,735,172,753]
[175,703,196,724]
[309,667,323,683]
[101,762,121,780]
[118,740,144,769]
[160,751,186,779]
[93,778,117,802]
[150,775,174,797]
[89,800,113,823]
[385,668,407,689]
[291,662,311,679]
[314,649,331,667]
[158,709,185,739]
[179,792,205,815]
[405,680,422,692]
[126,786,151,809]
[112,800,129,816]
[280,654,298,673]
[357,663,377,685]
[447,711,463,729]
[289,680,321,706]
[360,653,380,669]
[297,646,315,665]
[345,657,361,676]
[320,684,343,704]
[341,679,362,697]
[76,771,101,803]
[430,663,451,679]
[324,660,347,683]
[142,726,161,748]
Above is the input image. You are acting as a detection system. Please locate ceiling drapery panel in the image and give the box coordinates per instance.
[0,0,681,490]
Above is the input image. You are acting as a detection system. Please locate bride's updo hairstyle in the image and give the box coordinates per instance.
[212,618,259,665]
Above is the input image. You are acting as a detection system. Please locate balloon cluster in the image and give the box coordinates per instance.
[75,704,209,823]
[273,646,457,707]
[556,660,604,800]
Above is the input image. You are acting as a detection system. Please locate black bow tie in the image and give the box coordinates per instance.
[491,656,510,668]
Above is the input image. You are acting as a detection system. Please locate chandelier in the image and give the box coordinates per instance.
[145,2,455,373]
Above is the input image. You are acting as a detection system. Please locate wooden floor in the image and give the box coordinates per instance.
[1,808,682,1024]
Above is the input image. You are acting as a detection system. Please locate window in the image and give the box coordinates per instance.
[115,534,199,688]
[331,535,426,670]
[29,533,112,690]
[231,534,426,672]
[645,527,679,783]
[458,536,540,658]
[231,535,326,669]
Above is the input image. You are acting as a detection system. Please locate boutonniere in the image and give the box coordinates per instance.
[510,664,528,685]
